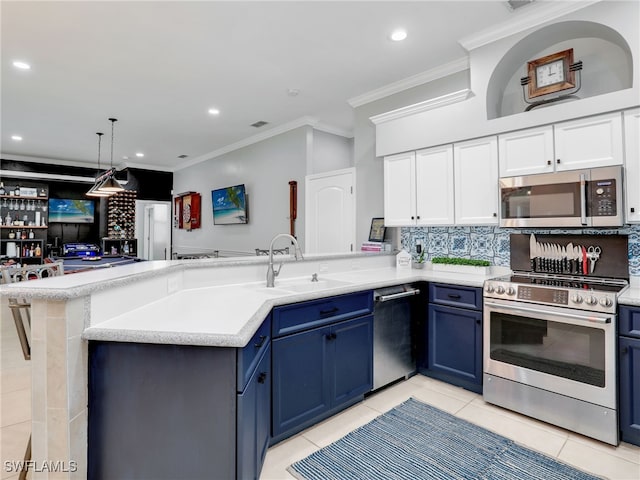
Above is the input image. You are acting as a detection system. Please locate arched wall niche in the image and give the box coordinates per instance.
[486,20,633,120]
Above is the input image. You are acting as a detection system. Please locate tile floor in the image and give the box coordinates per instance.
[262,376,640,480]
[1,304,638,480]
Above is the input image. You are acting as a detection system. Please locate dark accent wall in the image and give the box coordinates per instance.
[1,159,173,248]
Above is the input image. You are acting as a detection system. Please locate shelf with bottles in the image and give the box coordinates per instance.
[1,196,49,229]
[0,181,48,199]
[1,239,44,261]
[102,238,137,256]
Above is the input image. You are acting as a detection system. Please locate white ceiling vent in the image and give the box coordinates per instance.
[505,0,535,11]
[250,121,269,128]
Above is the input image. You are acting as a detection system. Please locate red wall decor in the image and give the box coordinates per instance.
[174,192,201,230]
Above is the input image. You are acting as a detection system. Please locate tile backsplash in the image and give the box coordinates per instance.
[400,224,640,276]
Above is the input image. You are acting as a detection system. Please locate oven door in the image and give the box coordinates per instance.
[483,299,616,409]
[499,169,586,227]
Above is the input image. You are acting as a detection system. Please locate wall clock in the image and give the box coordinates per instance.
[527,48,576,98]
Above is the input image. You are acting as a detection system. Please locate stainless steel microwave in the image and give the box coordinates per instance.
[499,166,623,227]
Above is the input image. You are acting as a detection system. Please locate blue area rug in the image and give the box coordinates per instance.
[288,398,602,480]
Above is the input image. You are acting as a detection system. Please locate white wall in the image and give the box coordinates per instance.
[172,127,308,255]
[310,130,353,175]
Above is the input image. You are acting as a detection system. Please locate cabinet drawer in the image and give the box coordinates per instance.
[429,283,482,310]
[619,306,640,339]
[272,291,373,338]
[237,315,271,392]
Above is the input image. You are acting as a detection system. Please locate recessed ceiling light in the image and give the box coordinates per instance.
[390,29,407,42]
[122,155,129,160]
[287,88,300,97]
[11,135,23,141]
[135,152,144,158]
[208,108,220,115]
[12,61,31,70]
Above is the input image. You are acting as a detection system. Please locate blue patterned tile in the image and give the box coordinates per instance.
[449,235,469,254]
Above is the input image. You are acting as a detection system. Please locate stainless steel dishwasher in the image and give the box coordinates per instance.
[372,285,421,390]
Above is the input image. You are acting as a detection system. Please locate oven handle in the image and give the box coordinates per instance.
[580,173,587,226]
[484,301,611,324]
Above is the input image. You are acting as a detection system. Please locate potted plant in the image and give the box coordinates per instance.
[431,257,492,275]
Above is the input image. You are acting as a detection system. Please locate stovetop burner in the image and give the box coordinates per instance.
[498,272,628,293]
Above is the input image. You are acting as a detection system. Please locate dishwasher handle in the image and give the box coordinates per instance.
[375,289,420,302]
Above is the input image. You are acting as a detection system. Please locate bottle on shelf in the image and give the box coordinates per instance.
[14,185,20,196]
[35,244,41,257]
[0,182,5,195]
[28,229,34,239]
[8,230,15,239]
[21,230,27,240]
[123,241,129,255]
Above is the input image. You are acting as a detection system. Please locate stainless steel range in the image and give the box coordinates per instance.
[483,234,629,446]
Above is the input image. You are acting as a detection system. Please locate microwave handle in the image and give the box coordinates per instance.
[580,173,587,225]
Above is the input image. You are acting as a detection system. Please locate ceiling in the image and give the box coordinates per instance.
[2,1,545,172]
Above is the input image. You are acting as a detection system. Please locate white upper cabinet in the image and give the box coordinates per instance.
[498,126,554,177]
[383,151,416,226]
[415,146,454,226]
[554,112,623,171]
[498,112,624,177]
[454,137,499,225]
[624,108,640,223]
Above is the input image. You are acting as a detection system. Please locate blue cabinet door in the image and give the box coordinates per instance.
[272,326,331,441]
[427,304,483,393]
[619,336,640,446]
[332,315,373,406]
[237,344,271,480]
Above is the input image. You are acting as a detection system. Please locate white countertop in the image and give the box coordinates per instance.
[82,265,503,348]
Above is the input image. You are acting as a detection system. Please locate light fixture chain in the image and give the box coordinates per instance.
[108,118,118,169]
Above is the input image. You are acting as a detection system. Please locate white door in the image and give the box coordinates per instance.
[554,112,623,171]
[415,145,454,225]
[383,151,416,226]
[454,136,499,225]
[624,108,640,223]
[498,125,554,177]
[305,168,355,254]
[135,201,171,260]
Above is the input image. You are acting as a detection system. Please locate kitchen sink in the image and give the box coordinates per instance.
[276,278,353,292]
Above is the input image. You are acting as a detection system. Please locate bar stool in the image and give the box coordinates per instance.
[0,261,63,480]
[255,247,289,256]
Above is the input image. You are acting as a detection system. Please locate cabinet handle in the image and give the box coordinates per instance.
[476,319,481,325]
[325,333,337,340]
[547,160,551,166]
[257,372,267,384]
[493,212,497,217]
[556,159,561,164]
[621,346,629,355]
[411,216,415,220]
[447,294,461,299]
[416,215,420,220]
[631,207,636,213]
[254,335,267,349]
[319,307,339,316]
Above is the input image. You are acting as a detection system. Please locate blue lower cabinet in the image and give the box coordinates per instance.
[619,336,640,446]
[272,315,373,443]
[426,304,483,393]
[237,344,271,480]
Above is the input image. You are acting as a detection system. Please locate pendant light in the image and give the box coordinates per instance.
[86,132,111,197]
[97,118,125,193]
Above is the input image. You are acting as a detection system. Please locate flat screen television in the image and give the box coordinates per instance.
[48,199,95,223]
[211,184,248,225]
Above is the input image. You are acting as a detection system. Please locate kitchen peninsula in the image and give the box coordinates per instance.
[0,252,509,479]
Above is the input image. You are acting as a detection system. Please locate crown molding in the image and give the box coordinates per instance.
[369,89,473,126]
[1,153,100,170]
[0,169,96,184]
[311,121,353,139]
[347,57,470,108]
[458,0,602,51]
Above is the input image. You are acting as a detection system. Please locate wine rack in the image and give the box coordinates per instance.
[107,190,136,239]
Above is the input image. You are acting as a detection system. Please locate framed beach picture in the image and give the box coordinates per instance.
[211,184,248,225]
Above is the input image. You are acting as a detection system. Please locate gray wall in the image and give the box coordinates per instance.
[353,70,470,248]
[172,127,308,255]
[310,130,353,175]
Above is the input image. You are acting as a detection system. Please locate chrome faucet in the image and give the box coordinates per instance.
[266,233,304,287]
